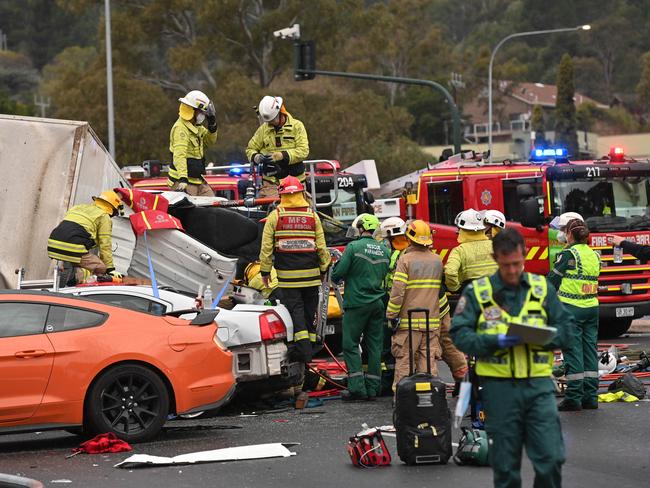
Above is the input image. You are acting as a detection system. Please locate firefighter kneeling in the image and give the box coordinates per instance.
[259,176,331,364]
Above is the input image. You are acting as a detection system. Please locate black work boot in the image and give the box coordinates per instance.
[582,400,599,410]
[558,400,582,411]
[341,390,368,402]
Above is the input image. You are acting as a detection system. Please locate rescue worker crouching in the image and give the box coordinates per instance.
[332,214,391,401]
[548,212,601,411]
[445,208,497,293]
[259,176,331,364]
[246,96,309,198]
[451,228,574,488]
[47,190,124,286]
[167,90,218,196]
[387,220,444,392]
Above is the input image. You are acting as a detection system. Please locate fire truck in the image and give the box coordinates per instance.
[122,159,373,222]
[403,147,650,338]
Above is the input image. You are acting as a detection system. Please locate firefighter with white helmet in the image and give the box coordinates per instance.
[167,90,218,196]
[445,208,497,293]
[548,212,601,411]
[47,190,124,286]
[483,209,506,239]
[246,96,309,198]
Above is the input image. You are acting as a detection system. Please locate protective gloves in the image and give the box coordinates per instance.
[176,181,188,192]
[252,153,274,165]
[108,270,123,279]
[206,101,217,133]
[271,151,285,162]
[390,318,401,331]
[497,333,521,349]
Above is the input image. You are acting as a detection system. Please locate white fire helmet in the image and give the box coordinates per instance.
[483,209,506,229]
[455,208,486,231]
[178,90,210,111]
[380,217,407,238]
[258,96,283,122]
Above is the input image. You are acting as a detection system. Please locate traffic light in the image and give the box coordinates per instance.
[294,41,316,81]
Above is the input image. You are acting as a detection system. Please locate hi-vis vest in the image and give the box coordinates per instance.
[273,206,320,287]
[473,273,553,378]
[558,244,600,308]
[384,249,401,291]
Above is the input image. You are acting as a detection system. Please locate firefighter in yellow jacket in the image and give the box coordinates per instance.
[387,220,444,391]
[47,190,124,285]
[246,96,309,198]
[445,208,497,293]
[167,90,218,196]
[259,176,330,363]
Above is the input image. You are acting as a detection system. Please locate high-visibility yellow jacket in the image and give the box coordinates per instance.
[259,193,330,288]
[47,204,114,268]
[386,245,443,330]
[444,230,497,292]
[167,117,218,186]
[245,113,309,184]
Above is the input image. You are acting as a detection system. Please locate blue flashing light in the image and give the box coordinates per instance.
[228,166,245,176]
[531,146,567,161]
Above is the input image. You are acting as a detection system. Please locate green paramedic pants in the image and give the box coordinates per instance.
[481,377,565,488]
[562,304,599,407]
[342,300,384,397]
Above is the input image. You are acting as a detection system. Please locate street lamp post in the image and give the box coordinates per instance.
[488,25,590,163]
[105,0,115,160]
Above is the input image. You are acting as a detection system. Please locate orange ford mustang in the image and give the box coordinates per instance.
[0,291,234,443]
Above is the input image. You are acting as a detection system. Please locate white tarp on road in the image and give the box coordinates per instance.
[114,443,297,469]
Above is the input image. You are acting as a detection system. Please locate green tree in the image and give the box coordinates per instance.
[531,104,546,147]
[637,52,650,115]
[554,54,579,157]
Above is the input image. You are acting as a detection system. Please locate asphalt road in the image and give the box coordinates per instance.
[2,331,650,488]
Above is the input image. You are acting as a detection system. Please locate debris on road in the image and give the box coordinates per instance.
[67,433,132,458]
[114,443,298,469]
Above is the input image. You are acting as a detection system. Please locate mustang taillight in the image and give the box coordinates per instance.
[259,311,287,342]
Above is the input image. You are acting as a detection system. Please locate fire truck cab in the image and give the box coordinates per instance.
[406,147,650,338]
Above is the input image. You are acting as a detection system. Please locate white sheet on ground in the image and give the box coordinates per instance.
[114,443,296,469]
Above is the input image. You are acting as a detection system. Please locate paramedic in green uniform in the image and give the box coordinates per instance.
[548,212,601,411]
[332,214,390,401]
[451,228,574,488]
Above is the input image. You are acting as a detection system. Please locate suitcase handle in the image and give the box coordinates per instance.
[407,308,431,376]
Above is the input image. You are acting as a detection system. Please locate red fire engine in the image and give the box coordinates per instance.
[403,147,650,337]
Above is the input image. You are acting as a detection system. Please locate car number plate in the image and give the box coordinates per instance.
[615,307,634,318]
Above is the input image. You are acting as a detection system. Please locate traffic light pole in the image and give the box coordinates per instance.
[295,68,462,153]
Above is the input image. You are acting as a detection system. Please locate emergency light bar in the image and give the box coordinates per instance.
[530,147,567,162]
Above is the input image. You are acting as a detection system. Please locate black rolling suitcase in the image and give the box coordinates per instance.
[394,308,452,465]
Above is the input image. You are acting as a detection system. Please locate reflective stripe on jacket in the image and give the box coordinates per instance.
[473,272,553,378]
[47,204,113,267]
[259,205,330,288]
[557,244,600,308]
[445,231,496,292]
[245,113,309,184]
[386,245,443,329]
[167,117,217,185]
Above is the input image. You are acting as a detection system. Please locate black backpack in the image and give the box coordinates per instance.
[608,373,646,400]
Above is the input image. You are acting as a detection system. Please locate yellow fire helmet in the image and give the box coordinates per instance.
[405,219,433,246]
[93,190,124,217]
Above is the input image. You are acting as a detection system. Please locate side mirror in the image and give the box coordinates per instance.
[520,198,543,228]
[363,191,375,204]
